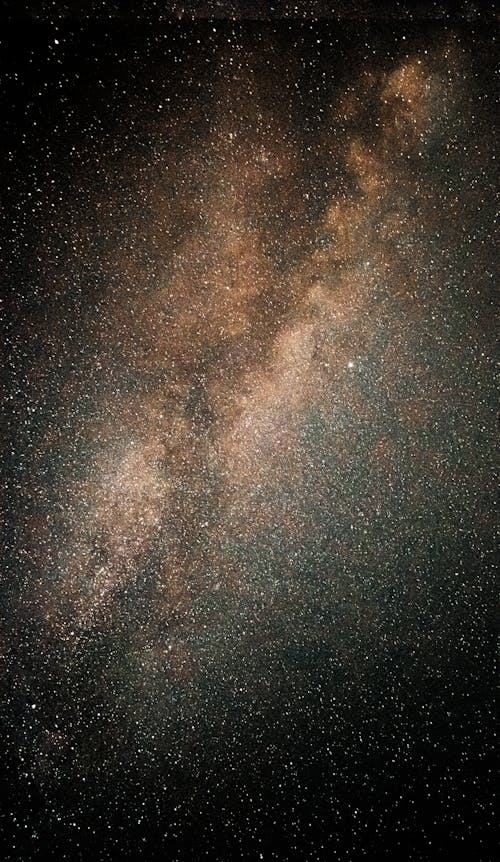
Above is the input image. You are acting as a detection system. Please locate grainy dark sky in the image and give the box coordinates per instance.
[2,5,497,860]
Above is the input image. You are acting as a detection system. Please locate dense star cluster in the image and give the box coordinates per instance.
[2,7,497,861]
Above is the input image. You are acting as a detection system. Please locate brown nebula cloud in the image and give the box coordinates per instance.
[30,35,472,648]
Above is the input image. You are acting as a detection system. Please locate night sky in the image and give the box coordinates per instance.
[2,2,498,860]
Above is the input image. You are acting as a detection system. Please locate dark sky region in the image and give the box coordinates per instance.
[2,2,497,860]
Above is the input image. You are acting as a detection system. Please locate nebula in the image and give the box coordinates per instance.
[4,16,496,860]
